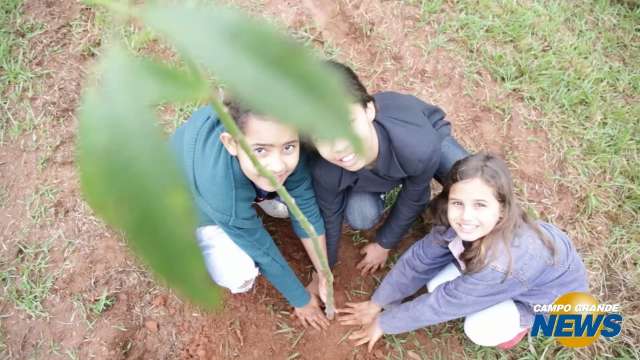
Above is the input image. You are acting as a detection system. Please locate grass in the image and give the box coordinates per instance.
[0,185,7,208]
[403,0,639,357]
[26,185,58,225]
[72,291,116,328]
[0,0,48,144]
[90,291,115,315]
[0,328,7,359]
[1,240,55,319]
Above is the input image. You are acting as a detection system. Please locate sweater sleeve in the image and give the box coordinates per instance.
[375,153,439,249]
[218,223,310,308]
[371,228,453,307]
[377,262,527,334]
[286,154,326,239]
[311,160,347,267]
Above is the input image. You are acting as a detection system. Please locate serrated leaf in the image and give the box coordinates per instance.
[140,4,362,152]
[77,47,220,309]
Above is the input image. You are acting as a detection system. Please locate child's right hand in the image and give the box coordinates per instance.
[306,271,329,304]
[294,294,330,330]
[336,301,382,326]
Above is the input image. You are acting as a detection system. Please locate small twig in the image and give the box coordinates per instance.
[291,329,306,349]
[338,329,354,345]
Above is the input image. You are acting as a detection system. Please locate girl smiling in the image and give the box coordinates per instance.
[338,153,588,350]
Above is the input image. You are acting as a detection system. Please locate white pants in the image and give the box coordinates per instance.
[427,263,526,346]
[195,225,259,293]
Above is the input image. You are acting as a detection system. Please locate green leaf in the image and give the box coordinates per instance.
[140,4,362,152]
[77,47,220,309]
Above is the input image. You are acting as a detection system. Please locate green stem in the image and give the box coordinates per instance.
[210,98,335,319]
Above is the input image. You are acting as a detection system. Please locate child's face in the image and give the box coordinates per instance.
[447,177,502,242]
[221,115,300,192]
[313,102,377,172]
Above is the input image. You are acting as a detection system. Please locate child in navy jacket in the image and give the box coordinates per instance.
[311,61,469,274]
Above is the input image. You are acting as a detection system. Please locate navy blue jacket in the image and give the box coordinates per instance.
[313,92,451,265]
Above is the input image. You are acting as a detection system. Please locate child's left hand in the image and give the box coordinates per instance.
[356,243,390,275]
[348,316,384,352]
[336,301,381,326]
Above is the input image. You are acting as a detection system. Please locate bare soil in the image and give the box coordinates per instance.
[0,0,577,359]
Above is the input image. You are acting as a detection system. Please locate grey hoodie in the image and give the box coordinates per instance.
[371,222,588,334]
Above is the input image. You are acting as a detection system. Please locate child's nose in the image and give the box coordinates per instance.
[462,207,474,220]
[268,156,286,175]
[332,139,350,154]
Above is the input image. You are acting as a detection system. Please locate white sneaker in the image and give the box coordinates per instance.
[256,198,289,218]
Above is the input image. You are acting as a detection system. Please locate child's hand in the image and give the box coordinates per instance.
[337,301,382,326]
[294,293,330,330]
[356,243,390,275]
[306,271,328,304]
[348,316,384,352]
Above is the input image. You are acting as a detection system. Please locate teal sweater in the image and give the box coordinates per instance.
[170,106,326,307]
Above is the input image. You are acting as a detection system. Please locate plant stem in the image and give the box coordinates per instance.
[210,98,335,319]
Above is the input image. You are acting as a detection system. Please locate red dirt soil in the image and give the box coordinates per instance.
[0,0,576,359]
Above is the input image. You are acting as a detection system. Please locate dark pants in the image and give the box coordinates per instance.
[344,135,469,231]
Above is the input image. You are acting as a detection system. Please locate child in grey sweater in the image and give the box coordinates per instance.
[337,153,588,351]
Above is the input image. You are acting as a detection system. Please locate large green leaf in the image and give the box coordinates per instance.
[140,4,361,151]
[77,47,220,308]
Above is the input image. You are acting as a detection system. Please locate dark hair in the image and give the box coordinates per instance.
[223,97,258,132]
[325,60,374,108]
[430,152,556,275]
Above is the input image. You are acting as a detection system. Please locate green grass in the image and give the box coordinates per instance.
[1,240,55,318]
[0,327,7,358]
[403,0,639,357]
[26,185,58,225]
[0,0,47,144]
[0,185,7,208]
[72,291,115,329]
[90,291,115,315]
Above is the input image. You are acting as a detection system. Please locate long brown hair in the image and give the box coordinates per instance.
[431,152,556,275]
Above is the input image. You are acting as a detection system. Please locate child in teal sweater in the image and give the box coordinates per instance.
[171,100,330,329]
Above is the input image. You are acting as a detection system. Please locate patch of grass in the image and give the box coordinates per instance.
[0,327,7,358]
[0,185,7,208]
[26,185,58,225]
[65,348,80,360]
[384,185,402,211]
[274,319,307,351]
[406,0,639,355]
[349,230,368,246]
[90,291,115,315]
[384,333,410,358]
[72,290,115,329]
[287,20,341,59]
[7,103,46,141]
[157,101,202,135]
[121,24,156,53]
[0,0,47,144]
[1,240,55,318]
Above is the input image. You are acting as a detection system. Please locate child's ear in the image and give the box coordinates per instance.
[219,132,238,156]
[365,101,376,122]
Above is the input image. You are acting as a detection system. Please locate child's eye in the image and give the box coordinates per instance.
[253,147,267,156]
[450,201,463,207]
[475,203,487,208]
[283,144,297,154]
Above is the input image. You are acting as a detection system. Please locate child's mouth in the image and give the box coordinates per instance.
[339,153,356,164]
[458,224,478,233]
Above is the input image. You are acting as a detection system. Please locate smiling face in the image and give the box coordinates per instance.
[313,102,378,172]
[220,114,300,192]
[447,177,502,242]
